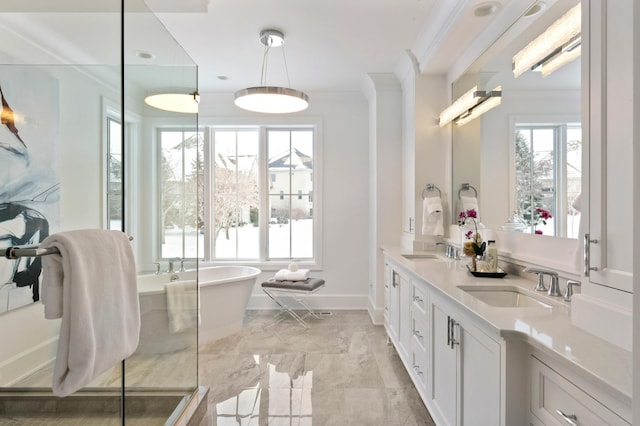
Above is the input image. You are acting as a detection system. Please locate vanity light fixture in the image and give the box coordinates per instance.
[144,91,200,114]
[540,40,581,77]
[454,86,502,127]
[439,86,483,127]
[439,86,502,127]
[234,29,309,114]
[512,3,581,78]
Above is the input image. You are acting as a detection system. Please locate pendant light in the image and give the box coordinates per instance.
[234,29,309,114]
[144,91,200,114]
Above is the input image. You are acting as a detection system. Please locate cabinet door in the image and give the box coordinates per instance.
[586,0,633,292]
[398,272,413,358]
[458,319,501,426]
[430,299,458,426]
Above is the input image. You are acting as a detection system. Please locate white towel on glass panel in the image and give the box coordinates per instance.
[165,280,200,333]
[422,197,444,236]
[40,229,140,397]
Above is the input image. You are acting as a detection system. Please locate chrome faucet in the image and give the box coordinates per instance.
[168,258,180,273]
[523,267,562,297]
[563,280,581,302]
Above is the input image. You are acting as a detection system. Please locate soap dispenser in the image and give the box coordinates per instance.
[486,240,498,272]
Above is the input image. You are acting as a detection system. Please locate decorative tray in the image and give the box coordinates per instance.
[466,265,507,278]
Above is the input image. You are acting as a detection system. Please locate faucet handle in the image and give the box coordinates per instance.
[563,280,581,302]
[523,267,554,291]
[179,258,186,272]
[154,262,161,275]
[523,267,558,277]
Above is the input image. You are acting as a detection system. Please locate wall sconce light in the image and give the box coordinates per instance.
[144,91,200,114]
[234,29,309,114]
[439,86,502,127]
[512,3,581,78]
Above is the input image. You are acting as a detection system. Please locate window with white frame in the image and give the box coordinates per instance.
[158,125,318,263]
[158,129,203,260]
[202,126,317,263]
[514,123,581,238]
[106,116,122,231]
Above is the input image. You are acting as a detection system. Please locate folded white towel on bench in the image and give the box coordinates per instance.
[274,268,310,281]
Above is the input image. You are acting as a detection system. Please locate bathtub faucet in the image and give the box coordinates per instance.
[168,258,180,273]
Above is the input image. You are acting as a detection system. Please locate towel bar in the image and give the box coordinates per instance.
[457,183,478,199]
[422,183,442,199]
[3,235,133,260]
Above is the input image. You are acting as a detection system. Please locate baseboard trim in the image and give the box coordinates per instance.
[1,337,57,386]
[367,297,385,325]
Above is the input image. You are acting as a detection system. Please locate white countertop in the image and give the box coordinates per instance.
[382,246,632,401]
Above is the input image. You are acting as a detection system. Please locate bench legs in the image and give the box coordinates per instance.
[262,288,324,328]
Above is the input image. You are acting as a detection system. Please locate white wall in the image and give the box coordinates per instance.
[197,92,371,310]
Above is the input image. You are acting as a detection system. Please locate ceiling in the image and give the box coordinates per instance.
[151,0,528,95]
[0,0,542,96]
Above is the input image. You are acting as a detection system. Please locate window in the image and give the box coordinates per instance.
[159,129,203,259]
[106,117,122,230]
[158,124,318,263]
[202,126,317,263]
[514,123,581,237]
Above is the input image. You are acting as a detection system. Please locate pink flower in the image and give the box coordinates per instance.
[536,208,552,220]
[465,209,478,219]
[465,230,473,239]
[535,229,543,235]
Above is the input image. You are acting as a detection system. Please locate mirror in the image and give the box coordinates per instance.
[451,0,582,239]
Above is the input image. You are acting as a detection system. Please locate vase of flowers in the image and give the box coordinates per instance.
[458,209,486,270]
[532,207,552,234]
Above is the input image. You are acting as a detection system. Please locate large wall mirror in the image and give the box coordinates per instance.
[451,0,581,239]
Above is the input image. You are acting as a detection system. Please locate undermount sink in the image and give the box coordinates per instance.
[401,253,439,261]
[458,286,552,309]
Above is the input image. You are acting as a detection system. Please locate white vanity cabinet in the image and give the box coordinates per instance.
[429,289,501,426]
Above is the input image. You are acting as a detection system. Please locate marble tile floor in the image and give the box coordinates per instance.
[197,310,435,426]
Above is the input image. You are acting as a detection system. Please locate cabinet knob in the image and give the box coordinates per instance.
[414,330,423,340]
[556,409,578,425]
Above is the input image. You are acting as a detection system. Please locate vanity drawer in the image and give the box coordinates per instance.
[530,356,629,425]
[411,284,427,316]
[410,339,428,390]
[411,316,428,352]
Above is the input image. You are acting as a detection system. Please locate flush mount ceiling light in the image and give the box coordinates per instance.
[234,29,309,114]
[144,92,200,114]
[512,3,581,78]
[438,85,502,127]
[473,1,501,17]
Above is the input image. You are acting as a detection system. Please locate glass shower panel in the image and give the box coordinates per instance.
[0,0,201,424]
[0,1,125,424]
[124,0,200,419]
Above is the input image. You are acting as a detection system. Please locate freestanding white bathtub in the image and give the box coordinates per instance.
[136,266,261,354]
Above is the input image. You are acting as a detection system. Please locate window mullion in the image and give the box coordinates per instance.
[259,127,269,261]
